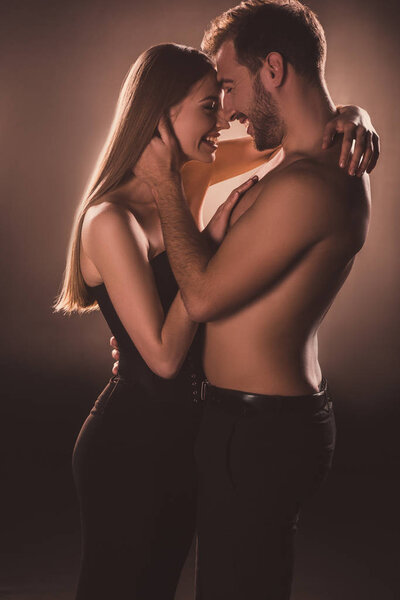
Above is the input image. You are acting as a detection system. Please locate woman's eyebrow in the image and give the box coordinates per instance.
[199,94,220,102]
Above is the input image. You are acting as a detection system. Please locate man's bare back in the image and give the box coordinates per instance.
[203,143,370,395]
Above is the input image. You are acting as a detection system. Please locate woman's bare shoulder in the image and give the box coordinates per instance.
[85,197,133,224]
[82,199,148,256]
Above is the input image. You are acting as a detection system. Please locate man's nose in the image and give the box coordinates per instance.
[217,98,236,129]
[216,107,230,131]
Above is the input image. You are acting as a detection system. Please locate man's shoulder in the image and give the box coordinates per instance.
[254,158,335,219]
[256,153,369,214]
[259,155,336,193]
[251,154,370,249]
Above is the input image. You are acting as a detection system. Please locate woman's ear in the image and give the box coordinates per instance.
[154,112,174,138]
[168,105,178,125]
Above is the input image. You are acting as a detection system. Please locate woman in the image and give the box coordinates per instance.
[55,43,376,599]
[55,43,259,600]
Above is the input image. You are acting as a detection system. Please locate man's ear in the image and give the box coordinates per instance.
[259,52,285,88]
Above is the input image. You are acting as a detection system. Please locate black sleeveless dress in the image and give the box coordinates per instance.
[72,251,205,600]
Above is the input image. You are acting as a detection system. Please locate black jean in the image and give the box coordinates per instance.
[194,380,336,600]
[72,377,202,600]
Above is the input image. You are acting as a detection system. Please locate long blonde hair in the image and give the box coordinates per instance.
[54,43,214,314]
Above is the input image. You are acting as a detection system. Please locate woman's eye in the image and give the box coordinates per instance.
[204,102,217,112]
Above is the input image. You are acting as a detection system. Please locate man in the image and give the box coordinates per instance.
[116,1,374,598]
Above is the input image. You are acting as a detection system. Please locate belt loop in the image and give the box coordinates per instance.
[201,379,208,402]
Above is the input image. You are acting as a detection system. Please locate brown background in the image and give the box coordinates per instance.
[1,0,399,598]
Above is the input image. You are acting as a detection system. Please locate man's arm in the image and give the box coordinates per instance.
[155,168,345,322]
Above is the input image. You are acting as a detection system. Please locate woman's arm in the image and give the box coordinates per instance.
[107,176,257,375]
[81,203,197,379]
[209,137,278,185]
[324,105,380,175]
[181,104,380,216]
[181,138,277,223]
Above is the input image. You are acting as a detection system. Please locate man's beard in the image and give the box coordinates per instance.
[248,73,284,150]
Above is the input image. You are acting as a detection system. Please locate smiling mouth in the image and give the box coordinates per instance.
[235,113,253,135]
[236,113,249,126]
[201,134,219,150]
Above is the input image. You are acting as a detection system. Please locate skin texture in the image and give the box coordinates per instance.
[102,53,379,378]
[249,71,284,149]
[181,138,279,225]
[169,72,227,164]
[133,40,372,395]
[80,71,262,378]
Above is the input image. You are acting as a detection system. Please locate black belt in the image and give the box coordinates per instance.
[200,378,332,415]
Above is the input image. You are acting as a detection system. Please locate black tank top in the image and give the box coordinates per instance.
[87,251,205,401]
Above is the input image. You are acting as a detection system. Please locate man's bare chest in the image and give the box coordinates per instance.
[227,154,307,229]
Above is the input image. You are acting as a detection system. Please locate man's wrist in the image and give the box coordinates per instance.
[153,174,183,204]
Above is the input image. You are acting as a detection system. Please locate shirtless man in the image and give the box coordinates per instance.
[119,2,373,598]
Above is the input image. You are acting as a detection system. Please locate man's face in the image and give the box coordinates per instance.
[215,40,284,150]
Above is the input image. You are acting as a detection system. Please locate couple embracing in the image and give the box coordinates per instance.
[56,1,377,598]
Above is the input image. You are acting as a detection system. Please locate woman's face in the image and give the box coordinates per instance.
[169,71,228,164]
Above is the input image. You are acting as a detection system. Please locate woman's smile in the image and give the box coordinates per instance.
[200,132,220,151]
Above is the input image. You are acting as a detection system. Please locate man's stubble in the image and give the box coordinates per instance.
[249,72,284,151]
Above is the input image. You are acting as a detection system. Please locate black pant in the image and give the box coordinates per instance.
[194,380,336,600]
[72,377,202,600]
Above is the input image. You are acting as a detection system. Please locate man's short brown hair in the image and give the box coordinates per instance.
[201,0,327,82]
